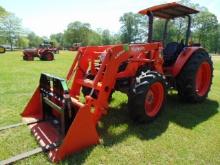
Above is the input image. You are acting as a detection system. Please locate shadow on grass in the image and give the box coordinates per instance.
[166,94,219,129]
[61,93,219,164]
[21,59,56,62]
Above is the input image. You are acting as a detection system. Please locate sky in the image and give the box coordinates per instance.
[0,0,219,37]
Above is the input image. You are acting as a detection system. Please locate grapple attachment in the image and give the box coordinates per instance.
[21,73,99,162]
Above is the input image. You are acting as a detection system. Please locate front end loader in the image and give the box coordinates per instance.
[21,43,165,162]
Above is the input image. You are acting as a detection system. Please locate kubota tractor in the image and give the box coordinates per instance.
[23,43,55,61]
[1,2,213,164]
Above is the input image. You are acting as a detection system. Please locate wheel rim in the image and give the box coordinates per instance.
[195,61,211,96]
[145,82,164,117]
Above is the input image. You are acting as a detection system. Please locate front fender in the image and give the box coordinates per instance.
[171,47,206,77]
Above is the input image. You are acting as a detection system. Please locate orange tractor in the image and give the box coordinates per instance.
[1,2,213,164]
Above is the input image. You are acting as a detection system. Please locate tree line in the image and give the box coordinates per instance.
[0,0,220,53]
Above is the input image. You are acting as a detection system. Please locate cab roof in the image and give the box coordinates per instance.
[139,2,199,19]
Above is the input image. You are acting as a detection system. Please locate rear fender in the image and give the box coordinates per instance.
[23,49,37,56]
[171,47,206,77]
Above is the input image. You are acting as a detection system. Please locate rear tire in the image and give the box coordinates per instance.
[128,71,167,123]
[176,50,213,102]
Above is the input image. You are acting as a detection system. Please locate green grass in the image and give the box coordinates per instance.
[0,51,219,164]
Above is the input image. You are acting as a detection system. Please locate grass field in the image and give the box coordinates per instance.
[0,51,219,165]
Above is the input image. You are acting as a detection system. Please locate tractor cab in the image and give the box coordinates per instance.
[139,2,199,66]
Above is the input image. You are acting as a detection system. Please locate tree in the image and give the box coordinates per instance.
[0,6,9,19]
[193,11,218,49]
[208,24,220,54]
[179,0,220,52]
[88,31,102,46]
[27,32,43,47]
[119,12,147,43]
[63,21,91,47]
[17,36,29,48]
[0,6,8,44]
[216,25,220,54]
[0,13,22,50]
[63,21,103,47]
[50,33,64,48]
[102,29,111,45]
[111,33,121,44]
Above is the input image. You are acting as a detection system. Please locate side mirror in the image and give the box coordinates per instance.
[0,46,6,53]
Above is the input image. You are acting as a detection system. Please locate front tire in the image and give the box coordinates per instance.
[23,55,34,61]
[41,52,54,61]
[176,50,213,102]
[128,71,167,123]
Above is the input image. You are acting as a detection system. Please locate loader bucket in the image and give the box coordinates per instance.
[21,73,100,162]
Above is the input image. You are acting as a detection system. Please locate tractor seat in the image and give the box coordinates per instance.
[163,42,185,66]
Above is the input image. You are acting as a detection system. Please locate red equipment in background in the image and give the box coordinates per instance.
[23,48,54,61]
[23,42,58,61]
